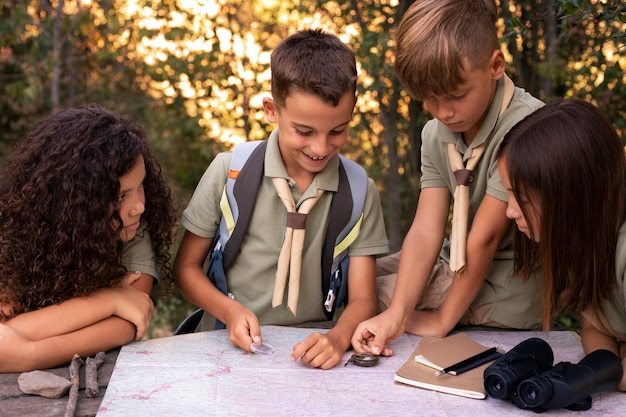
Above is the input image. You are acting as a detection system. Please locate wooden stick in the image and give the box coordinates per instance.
[85,351,106,397]
[64,354,84,417]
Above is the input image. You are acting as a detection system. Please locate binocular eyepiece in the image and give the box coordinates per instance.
[484,338,623,412]
[484,338,554,401]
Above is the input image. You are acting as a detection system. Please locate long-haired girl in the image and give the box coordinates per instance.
[0,103,178,372]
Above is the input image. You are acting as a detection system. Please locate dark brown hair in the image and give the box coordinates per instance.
[394,0,499,100]
[270,28,357,108]
[499,99,626,330]
[0,103,178,319]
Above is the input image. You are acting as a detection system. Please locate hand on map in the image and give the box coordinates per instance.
[351,311,401,357]
[291,331,344,370]
[224,303,261,353]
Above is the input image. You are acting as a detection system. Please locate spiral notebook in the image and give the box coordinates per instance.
[394,333,500,399]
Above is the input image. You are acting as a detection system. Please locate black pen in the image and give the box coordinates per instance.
[435,347,501,376]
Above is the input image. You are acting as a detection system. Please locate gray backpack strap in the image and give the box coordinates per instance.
[322,156,368,317]
[207,141,266,329]
[221,141,267,269]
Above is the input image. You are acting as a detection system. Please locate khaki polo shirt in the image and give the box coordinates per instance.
[420,76,545,329]
[599,222,626,340]
[122,223,159,282]
[181,129,389,330]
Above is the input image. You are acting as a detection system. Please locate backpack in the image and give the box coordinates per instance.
[207,140,368,329]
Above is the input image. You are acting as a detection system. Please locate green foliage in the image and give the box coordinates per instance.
[500,0,625,140]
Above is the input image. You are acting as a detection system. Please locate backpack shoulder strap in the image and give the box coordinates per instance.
[220,140,267,269]
[211,141,266,289]
[206,140,266,330]
[321,156,368,317]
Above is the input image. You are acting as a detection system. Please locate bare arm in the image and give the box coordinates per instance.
[580,313,626,391]
[407,194,511,337]
[351,187,450,355]
[173,230,261,351]
[5,272,153,341]
[0,274,154,373]
[292,255,378,369]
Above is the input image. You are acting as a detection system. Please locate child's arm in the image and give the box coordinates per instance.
[407,194,510,337]
[291,255,378,369]
[173,230,262,351]
[352,187,451,355]
[4,273,153,341]
[0,274,154,373]
[580,313,625,391]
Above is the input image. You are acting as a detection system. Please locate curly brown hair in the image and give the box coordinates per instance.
[0,103,178,319]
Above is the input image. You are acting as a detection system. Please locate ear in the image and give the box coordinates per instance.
[263,97,279,123]
[489,50,506,80]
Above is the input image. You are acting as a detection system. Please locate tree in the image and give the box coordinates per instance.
[501,0,625,136]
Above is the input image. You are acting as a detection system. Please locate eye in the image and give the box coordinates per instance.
[329,128,346,136]
[295,128,313,136]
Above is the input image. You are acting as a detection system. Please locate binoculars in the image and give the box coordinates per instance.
[484,337,623,412]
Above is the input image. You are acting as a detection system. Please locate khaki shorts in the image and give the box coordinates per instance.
[376,251,504,327]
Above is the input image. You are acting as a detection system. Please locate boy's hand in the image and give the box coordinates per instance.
[291,332,343,370]
[351,311,399,357]
[105,286,154,340]
[224,303,261,352]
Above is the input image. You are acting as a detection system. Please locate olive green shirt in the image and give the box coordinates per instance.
[598,222,626,340]
[122,223,159,282]
[181,129,389,331]
[420,76,544,329]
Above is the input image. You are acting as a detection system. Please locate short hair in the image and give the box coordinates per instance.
[499,99,626,330]
[270,28,357,108]
[394,0,499,100]
[0,103,178,318]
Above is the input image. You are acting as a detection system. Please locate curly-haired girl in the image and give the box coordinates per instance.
[0,103,178,372]
[498,99,626,390]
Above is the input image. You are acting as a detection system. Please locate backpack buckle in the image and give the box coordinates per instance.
[324,289,335,312]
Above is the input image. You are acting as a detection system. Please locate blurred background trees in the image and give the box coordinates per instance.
[1,0,624,335]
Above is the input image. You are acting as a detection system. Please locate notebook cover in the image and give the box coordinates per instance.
[394,333,496,399]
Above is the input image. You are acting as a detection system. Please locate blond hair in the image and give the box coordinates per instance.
[394,0,499,100]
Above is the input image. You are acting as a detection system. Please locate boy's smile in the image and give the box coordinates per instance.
[263,91,355,190]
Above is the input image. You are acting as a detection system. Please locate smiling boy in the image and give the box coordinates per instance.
[352,0,545,357]
[174,29,388,370]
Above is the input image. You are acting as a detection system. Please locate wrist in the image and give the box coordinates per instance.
[386,303,410,324]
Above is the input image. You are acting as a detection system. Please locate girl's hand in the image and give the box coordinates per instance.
[102,286,154,340]
[291,332,343,370]
[121,270,143,287]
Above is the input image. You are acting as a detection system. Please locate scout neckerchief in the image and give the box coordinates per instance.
[272,177,324,315]
[448,75,515,273]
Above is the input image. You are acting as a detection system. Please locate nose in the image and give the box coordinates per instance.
[437,102,454,120]
[130,196,145,217]
[309,135,330,157]
[505,202,518,221]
